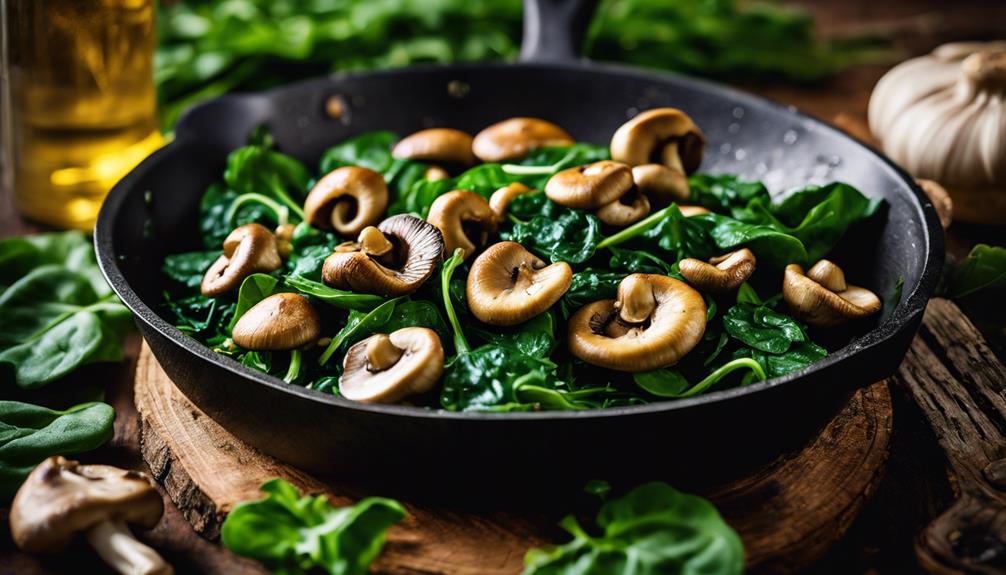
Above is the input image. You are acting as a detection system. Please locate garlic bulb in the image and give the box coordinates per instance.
[868,42,1006,224]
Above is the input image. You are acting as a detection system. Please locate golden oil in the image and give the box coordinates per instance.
[3,0,164,230]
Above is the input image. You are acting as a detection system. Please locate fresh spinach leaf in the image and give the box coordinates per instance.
[0,231,109,297]
[163,250,221,290]
[689,173,772,215]
[224,145,311,221]
[284,276,385,312]
[690,213,807,268]
[948,244,1006,299]
[230,274,280,330]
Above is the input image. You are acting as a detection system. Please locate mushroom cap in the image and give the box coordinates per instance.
[322,214,445,296]
[489,182,532,221]
[201,223,283,296]
[783,262,882,327]
[472,117,574,163]
[339,327,445,403]
[545,160,634,210]
[568,274,706,372]
[10,456,164,554]
[679,248,757,294]
[391,128,477,167]
[632,164,690,206]
[426,190,497,261]
[596,190,651,226]
[304,166,389,237]
[232,292,322,351]
[466,241,572,326]
[610,108,705,173]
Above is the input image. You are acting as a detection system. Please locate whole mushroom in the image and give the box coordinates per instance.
[339,327,445,404]
[10,456,173,575]
[545,160,634,210]
[323,214,445,296]
[568,274,706,372]
[201,223,283,296]
[679,249,757,294]
[466,241,572,326]
[472,117,574,163]
[632,163,690,206]
[610,107,705,172]
[426,190,497,260]
[232,292,322,351]
[392,128,477,170]
[782,260,881,326]
[595,189,651,226]
[304,166,388,236]
[489,182,533,221]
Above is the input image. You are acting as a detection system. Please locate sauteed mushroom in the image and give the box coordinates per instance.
[679,249,757,294]
[322,214,445,296]
[489,182,533,221]
[425,165,450,181]
[568,274,706,372]
[678,205,711,217]
[201,223,282,296]
[304,166,388,236]
[632,163,690,206]
[392,128,477,169]
[596,190,651,226]
[545,160,634,209]
[466,242,572,326]
[610,107,705,173]
[426,190,496,260]
[339,327,445,403]
[232,293,321,351]
[783,260,881,326]
[10,456,172,575]
[472,117,574,163]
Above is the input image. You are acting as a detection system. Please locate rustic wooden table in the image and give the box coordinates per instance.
[2,2,1005,573]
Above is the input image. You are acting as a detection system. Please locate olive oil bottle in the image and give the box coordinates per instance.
[2,0,164,229]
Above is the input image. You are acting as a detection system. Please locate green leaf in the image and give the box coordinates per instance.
[221,478,405,575]
[470,311,556,358]
[723,303,807,354]
[0,231,109,296]
[634,358,766,398]
[505,205,602,265]
[224,145,311,220]
[230,273,280,330]
[284,276,384,312]
[688,173,771,215]
[733,341,827,379]
[163,250,222,290]
[948,244,1006,299]
[440,344,560,411]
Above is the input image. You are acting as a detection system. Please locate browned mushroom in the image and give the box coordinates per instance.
[10,456,172,575]
[489,182,533,221]
[323,214,445,296]
[231,293,322,350]
[426,190,497,260]
[632,164,690,206]
[610,107,705,173]
[782,260,881,326]
[339,327,445,403]
[678,205,711,217]
[392,128,477,168]
[679,249,757,294]
[596,190,651,226]
[425,165,451,181]
[545,160,634,210]
[567,274,707,372]
[304,166,388,236]
[201,223,282,296]
[472,117,574,163]
[274,223,296,259]
[466,241,572,326]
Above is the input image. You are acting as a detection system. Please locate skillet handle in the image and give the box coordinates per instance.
[520,0,599,63]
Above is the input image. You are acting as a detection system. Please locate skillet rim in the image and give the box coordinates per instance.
[95,59,944,422]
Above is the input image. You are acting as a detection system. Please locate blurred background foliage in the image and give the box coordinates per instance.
[157,0,883,128]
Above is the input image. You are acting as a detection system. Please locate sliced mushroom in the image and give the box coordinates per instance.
[783,260,881,326]
[232,293,321,351]
[610,107,705,173]
[201,223,282,296]
[472,117,574,163]
[466,241,572,326]
[323,214,445,296]
[545,160,634,210]
[632,164,690,206]
[10,456,172,575]
[392,128,477,169]
[489,182,533,221]
[679,248,757,294]
[568,274,706,372]
[426,190,497,260]
[596,189,651,226]
[304,166,388,237]
[340,327,445,403]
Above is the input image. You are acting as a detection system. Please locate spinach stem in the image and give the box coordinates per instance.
[225,193,291,227]
[596,205,675,250]
[283,350,302,383]
[676,358,767,398]
[269,180,307,220]
[441,248,470,354]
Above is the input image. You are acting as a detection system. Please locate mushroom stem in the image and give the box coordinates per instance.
[85,519,172,575]
[366,335,404,371]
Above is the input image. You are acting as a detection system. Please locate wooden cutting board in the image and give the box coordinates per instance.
[134,343,893,574]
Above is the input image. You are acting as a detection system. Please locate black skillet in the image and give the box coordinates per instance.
[95,0,943,491]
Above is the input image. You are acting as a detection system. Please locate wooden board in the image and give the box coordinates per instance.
[134,344,892,574]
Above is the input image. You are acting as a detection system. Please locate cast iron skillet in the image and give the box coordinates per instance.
[96,0,943,490]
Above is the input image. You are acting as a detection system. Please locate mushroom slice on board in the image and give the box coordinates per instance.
[568,274,707,372]
[679,248,757,294]
[489,182,533,221]
[231,293,321,351]
[545,160,634,210]
[783,260,882,327]
[472,117,574,163]
[304,166,389,236]
[10,456,173,575]
[201,223,283,296]
[610,107,705,173]
[426,190,497,261]
[596,189,651,226]
[467,241,572,326]
[632,163,690,206]
[392,128,477,169]
[340,327,445,404]
[323,214,445,296]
